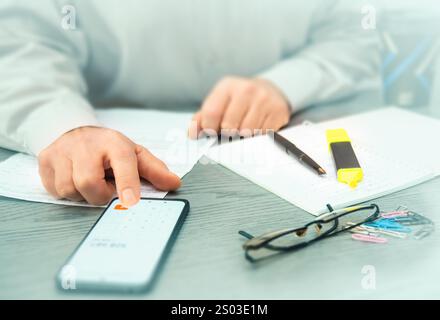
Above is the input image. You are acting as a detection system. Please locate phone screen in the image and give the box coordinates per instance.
[57,198,189,292]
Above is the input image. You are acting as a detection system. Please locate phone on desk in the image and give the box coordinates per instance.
[57,198,189,293]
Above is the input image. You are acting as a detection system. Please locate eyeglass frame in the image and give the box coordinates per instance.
[239,203,380,262]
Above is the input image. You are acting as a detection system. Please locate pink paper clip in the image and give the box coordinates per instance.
[381,210,409,219]
[351,233,388,244]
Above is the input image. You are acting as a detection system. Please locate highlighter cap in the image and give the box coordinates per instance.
[326,129,351,145]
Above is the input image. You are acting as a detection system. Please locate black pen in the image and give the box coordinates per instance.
[274,131,326,176]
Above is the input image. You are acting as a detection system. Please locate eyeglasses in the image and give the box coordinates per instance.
[239,204,380,262]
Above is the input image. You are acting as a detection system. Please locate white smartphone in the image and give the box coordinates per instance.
[57,198,189,293]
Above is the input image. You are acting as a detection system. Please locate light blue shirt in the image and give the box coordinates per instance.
[0,0,380,155]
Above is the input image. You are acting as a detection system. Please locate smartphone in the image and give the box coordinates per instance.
[57,198,189,293]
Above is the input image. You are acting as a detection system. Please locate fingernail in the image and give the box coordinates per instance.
[121,188,137,207]
[170,173,182,188]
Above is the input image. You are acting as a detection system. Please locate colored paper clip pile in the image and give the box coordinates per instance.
[348,206,435,244]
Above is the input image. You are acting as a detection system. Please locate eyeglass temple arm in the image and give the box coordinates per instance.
[240,227,301,250]
[239,230,254,240]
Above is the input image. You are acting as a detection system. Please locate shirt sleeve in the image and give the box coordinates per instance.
[0,0,100,156]
[259,0,381,113]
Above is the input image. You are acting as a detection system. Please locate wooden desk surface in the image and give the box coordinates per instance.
[1,95,439,299]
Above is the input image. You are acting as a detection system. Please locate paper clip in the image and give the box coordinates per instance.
[381,210,409,219]
[350,224,407,239]
[413,226,435,240]
[396,205,409,212]
[352,233,388,244]
[392,212,433,226]
[349,228,378,236]
[363,219,412,233]
[390,206,431,224]
[365,226,407,239]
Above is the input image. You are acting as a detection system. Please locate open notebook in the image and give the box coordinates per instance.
[207,107,440,215]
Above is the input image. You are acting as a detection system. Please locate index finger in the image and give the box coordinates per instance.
[188,111,202,139]
[200,81,231,133]
[108,147,141,207]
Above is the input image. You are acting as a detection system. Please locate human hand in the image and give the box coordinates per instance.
[38,126,181,206]
[188,77,291,138]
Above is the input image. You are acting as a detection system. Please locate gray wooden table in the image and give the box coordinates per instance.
[1,92,440,299]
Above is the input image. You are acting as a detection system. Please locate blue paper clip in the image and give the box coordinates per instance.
[363,219,412,233]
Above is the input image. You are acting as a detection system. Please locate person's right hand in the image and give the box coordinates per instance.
[38,126,181,207]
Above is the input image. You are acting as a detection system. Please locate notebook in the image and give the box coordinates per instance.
[207,107,440,215]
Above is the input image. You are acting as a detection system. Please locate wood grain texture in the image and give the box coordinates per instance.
[1,96,440,299]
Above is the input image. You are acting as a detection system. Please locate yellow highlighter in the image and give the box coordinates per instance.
[326,129,363,188]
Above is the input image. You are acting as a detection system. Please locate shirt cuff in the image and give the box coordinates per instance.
[17,92,100,156]
[258,58,324,114]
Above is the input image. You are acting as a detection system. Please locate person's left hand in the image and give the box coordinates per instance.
[188,77,291,138]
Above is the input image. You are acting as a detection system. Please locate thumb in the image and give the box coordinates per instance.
[188,111,202,139]
[135,145,181,191]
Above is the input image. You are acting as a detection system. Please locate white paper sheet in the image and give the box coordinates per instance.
[0,109,216,207]
[207,107,440,215]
